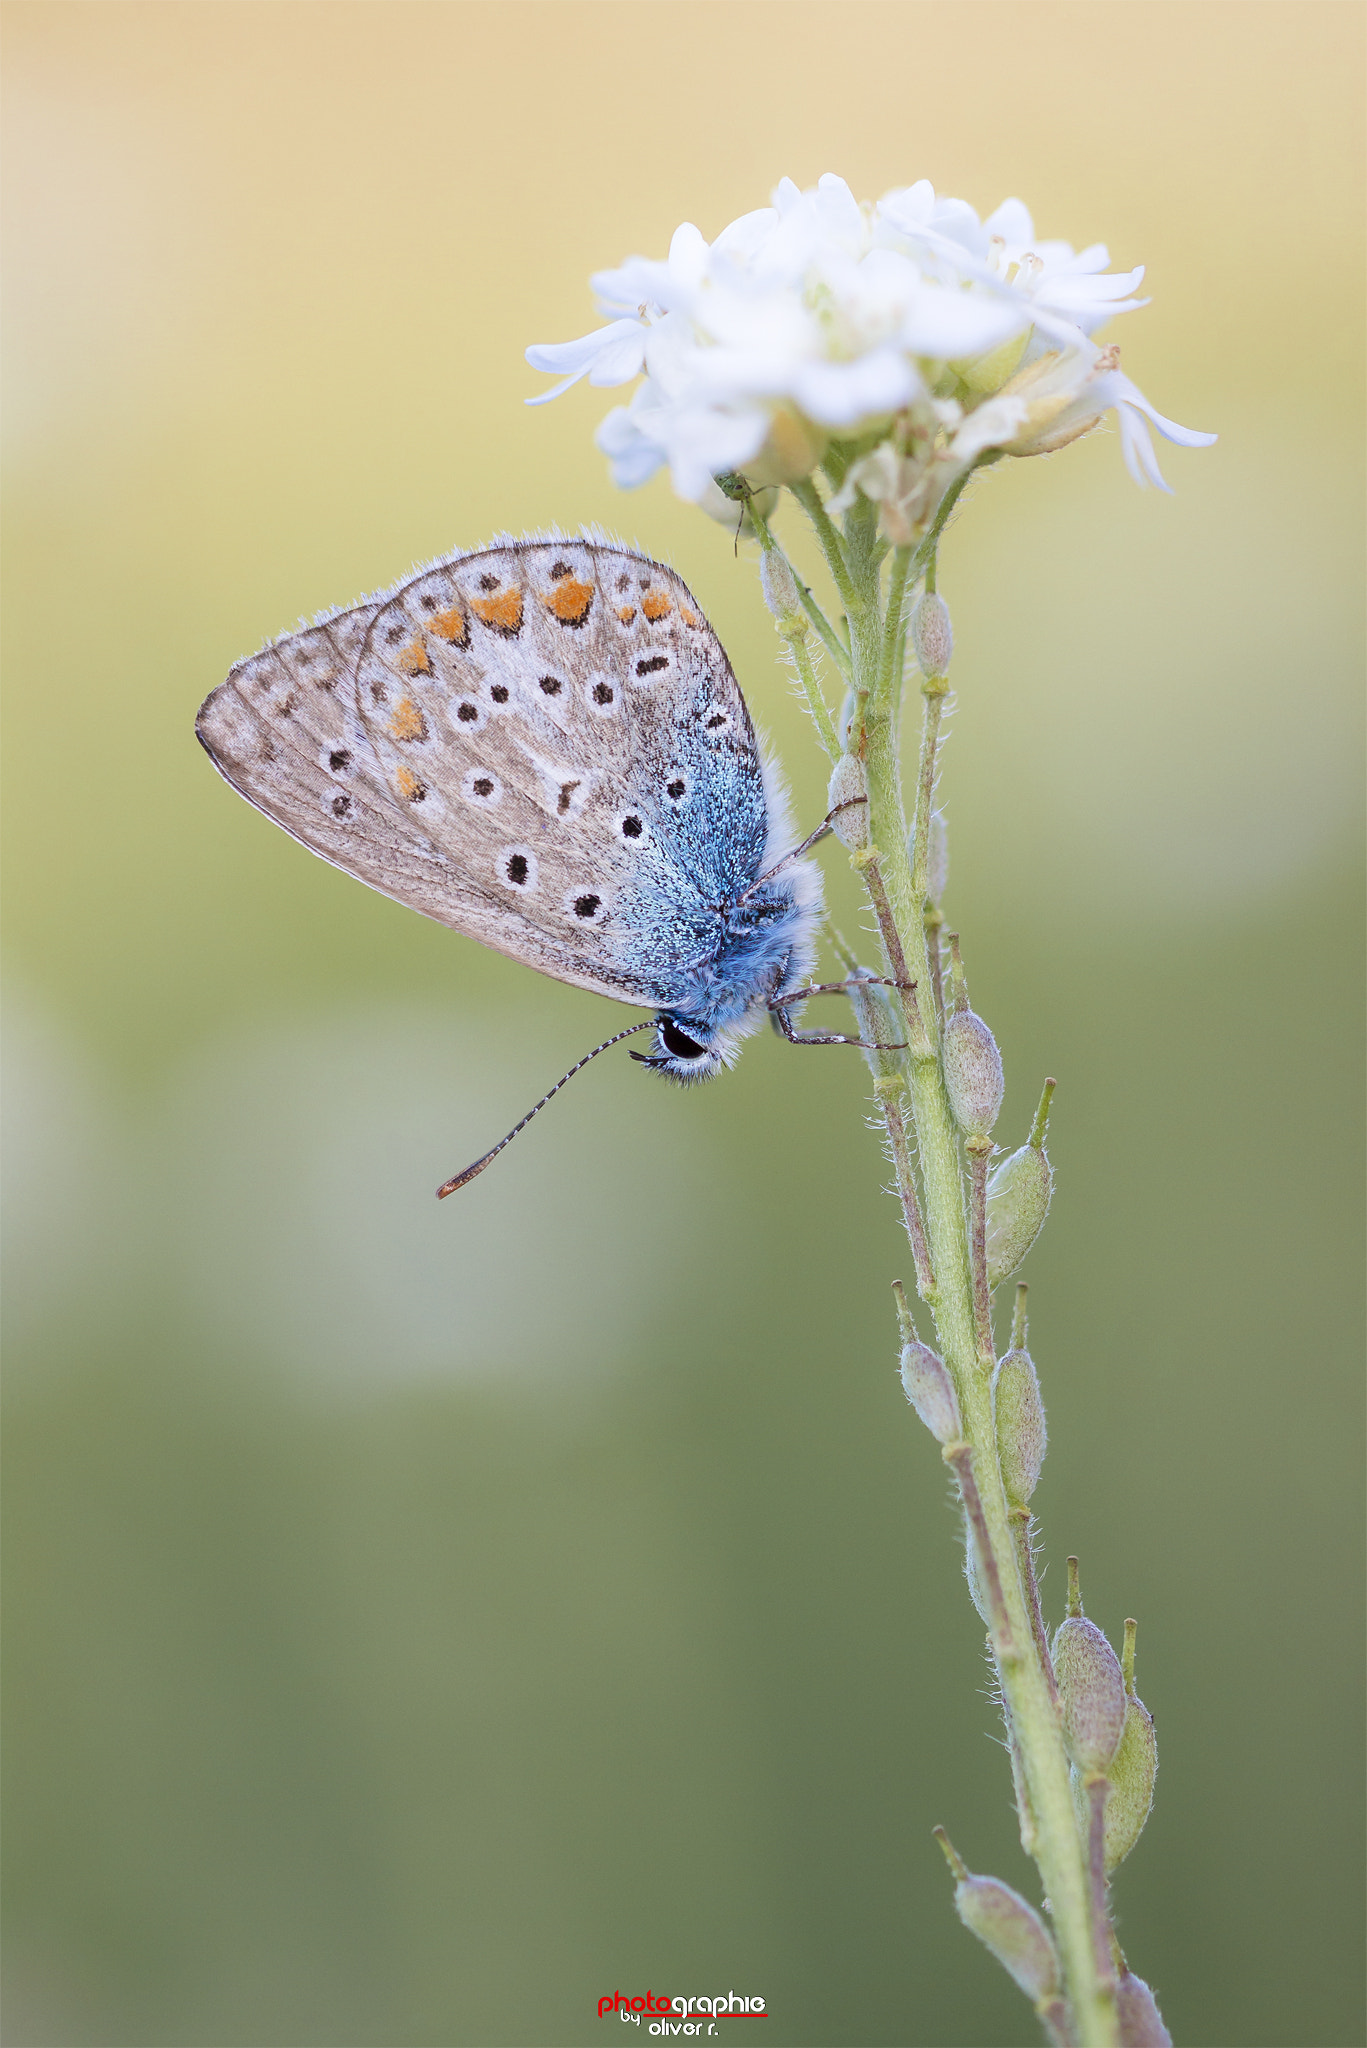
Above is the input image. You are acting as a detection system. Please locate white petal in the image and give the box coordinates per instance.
[526,320,645,377]
[791,349,917,426]
[1111,372,1217,447]
[591,257,673,315]
[901,289,1028,358]
[586,329,650,385]
[1117,404,1171,490]
[666,221,710,292]
[985,196,1034,246]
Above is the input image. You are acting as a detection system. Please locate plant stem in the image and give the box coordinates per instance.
[792,479,1118,2048]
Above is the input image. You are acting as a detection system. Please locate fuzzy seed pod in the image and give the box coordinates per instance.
[1053,1614,1127,1775]
[1117,1971,1173,2048]
[1073,1682,1158,1870]
[900,1341,961,1445]
[985,1143,1052,1287]
[827,754,871,848]
[942,1008,1004,1138]
[994,1347,1047,1505]
[954,1874,1059,2004]
[911,590,954,677]
[760,548,805,636]
[926,808,949,904]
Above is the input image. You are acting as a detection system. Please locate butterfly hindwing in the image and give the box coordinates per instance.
[198,538,779,1012]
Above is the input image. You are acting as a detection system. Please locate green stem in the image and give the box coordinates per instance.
[790,474,859,618]
[786,475,1117,2048]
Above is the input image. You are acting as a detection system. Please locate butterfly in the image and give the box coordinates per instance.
[196,533,887,1191]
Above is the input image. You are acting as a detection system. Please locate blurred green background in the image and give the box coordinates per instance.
[3,5,1363,2044]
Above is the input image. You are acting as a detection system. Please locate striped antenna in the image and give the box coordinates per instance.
[436,1020,655,1197]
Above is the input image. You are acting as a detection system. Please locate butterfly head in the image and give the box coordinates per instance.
[629,1012,738,1085]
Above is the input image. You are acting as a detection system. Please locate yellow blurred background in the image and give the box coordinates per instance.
[3,5,1362,2044]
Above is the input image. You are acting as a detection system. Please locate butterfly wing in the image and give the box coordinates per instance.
[197,538,777,1010]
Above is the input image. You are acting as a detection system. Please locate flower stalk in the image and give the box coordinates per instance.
[780,466,1120,2047]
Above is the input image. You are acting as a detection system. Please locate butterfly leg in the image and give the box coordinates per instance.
[767,979,909,1051]
[741,799,869,898]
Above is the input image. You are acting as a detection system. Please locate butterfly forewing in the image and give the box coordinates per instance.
[197,538,775,1011]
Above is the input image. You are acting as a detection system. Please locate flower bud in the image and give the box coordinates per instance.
[910,590,954,677]
[1117,1972,1172,2048]
[760,548,805,637]
[900,1340,961,1445]
[942,1008,1004,1138]
[1052,1562,1126,1775]
[827,754,870,849]
[926,808,949,905]
[994,1347,1047,1505]
[934,1836,1059,2004]
[985,1079,1055,1287]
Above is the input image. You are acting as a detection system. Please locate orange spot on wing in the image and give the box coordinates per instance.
[396,765,426,802]
[641,590,672,621]
[471,587,524,634]
[429,605,466,644]
[390,698,428,743]
[678,605,699,628]
[544,575,595,624]
[395,638,431,675]
[617,605,637,624]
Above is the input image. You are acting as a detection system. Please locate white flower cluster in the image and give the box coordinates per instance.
[527,175,1213,535]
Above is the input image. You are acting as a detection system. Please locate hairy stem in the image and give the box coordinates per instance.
[789,480,1117,2048]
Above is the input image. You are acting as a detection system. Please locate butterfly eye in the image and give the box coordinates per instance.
[585,674,619,715]
[489,685,509,705]
[619,814,644,840]
[463,769,501,804]
[665,775,688,803]
[704,709,730,731]
[572,893,603,921]
[635,655,669,680]
[660,1018,707,1060]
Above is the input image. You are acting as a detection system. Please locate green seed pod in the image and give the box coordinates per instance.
[1117,1971,1173,2047]
[1103,1689,1158,1869]
[954,1875,1059,2003]
[759,547,805,635]
[985,1080,1055,1287]
[994,1346,1047,1505]
[1052,1563,1126,1774]
[1080,1617,1157,1869]
[943,1008,1004,1137]
[827,754,870,849]
[985,1146,1051,1285]
[911,590,954,677]
[900,1340,961,1445]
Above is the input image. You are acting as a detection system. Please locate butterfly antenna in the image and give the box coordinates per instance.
[436,1020,656,1198]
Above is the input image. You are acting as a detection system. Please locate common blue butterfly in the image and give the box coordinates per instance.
[196,533,882,1190]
